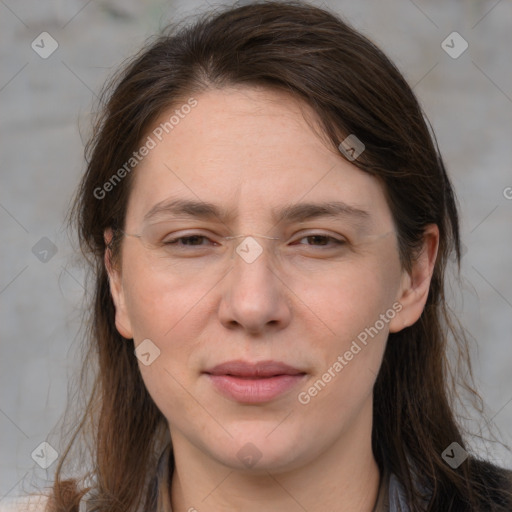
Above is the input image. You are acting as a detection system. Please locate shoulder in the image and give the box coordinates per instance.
[0,494,49,512]
[391,458,512,511]
[469,458,512,505]
[432,458,512,511]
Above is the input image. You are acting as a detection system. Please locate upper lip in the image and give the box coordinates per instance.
[204,360,305,378]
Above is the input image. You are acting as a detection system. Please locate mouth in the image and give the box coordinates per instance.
[203,360,307,403]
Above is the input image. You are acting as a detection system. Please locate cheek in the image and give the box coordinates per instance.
[294,256,401,346]
[293,252,401,407]
[119,255,215,409]
[120,258,209,416]
[121,250,213,343]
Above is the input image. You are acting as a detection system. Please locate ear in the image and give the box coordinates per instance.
[389,224,439,333]
[104,228,133,339]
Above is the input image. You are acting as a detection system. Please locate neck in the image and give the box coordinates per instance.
[169,401,380,512]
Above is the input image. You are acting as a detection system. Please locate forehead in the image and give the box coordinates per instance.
[124,86,392,231]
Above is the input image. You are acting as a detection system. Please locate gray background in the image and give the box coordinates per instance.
[1,0,511,505]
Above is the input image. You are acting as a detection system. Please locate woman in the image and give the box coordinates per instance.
[29,1,512,511]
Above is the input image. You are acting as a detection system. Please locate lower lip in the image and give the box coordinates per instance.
[206,374,306,403]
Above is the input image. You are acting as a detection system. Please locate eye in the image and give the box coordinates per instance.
[293,234,346,248]
[162,234,217,247]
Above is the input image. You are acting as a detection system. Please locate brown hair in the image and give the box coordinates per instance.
[41,1,511,511]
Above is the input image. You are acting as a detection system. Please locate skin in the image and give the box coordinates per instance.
[106,86,439,512]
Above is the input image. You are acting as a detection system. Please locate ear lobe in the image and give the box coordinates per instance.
[104,228,133,339]
[389,224,439,333]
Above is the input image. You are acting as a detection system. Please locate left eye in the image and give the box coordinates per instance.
[163,235,215,247]
[294,234,345,247]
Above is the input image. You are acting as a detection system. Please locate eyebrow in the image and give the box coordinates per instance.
[143,198,371,226]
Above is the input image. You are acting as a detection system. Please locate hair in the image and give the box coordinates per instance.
[39,1,511,511]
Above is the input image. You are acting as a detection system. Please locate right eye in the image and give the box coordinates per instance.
[162,234,217,247]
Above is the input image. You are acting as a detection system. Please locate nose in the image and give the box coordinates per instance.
[217,237,292,335]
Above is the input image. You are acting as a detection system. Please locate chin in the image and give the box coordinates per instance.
[209,427,313,474]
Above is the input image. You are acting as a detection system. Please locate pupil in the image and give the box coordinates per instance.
[309,235,327,245]
[186,236,203,245]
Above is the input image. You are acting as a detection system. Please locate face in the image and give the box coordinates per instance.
[106,86,434,473]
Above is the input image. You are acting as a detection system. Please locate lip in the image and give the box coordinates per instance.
[204,360,307,403]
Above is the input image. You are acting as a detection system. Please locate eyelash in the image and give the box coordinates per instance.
[161,233,346,249]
